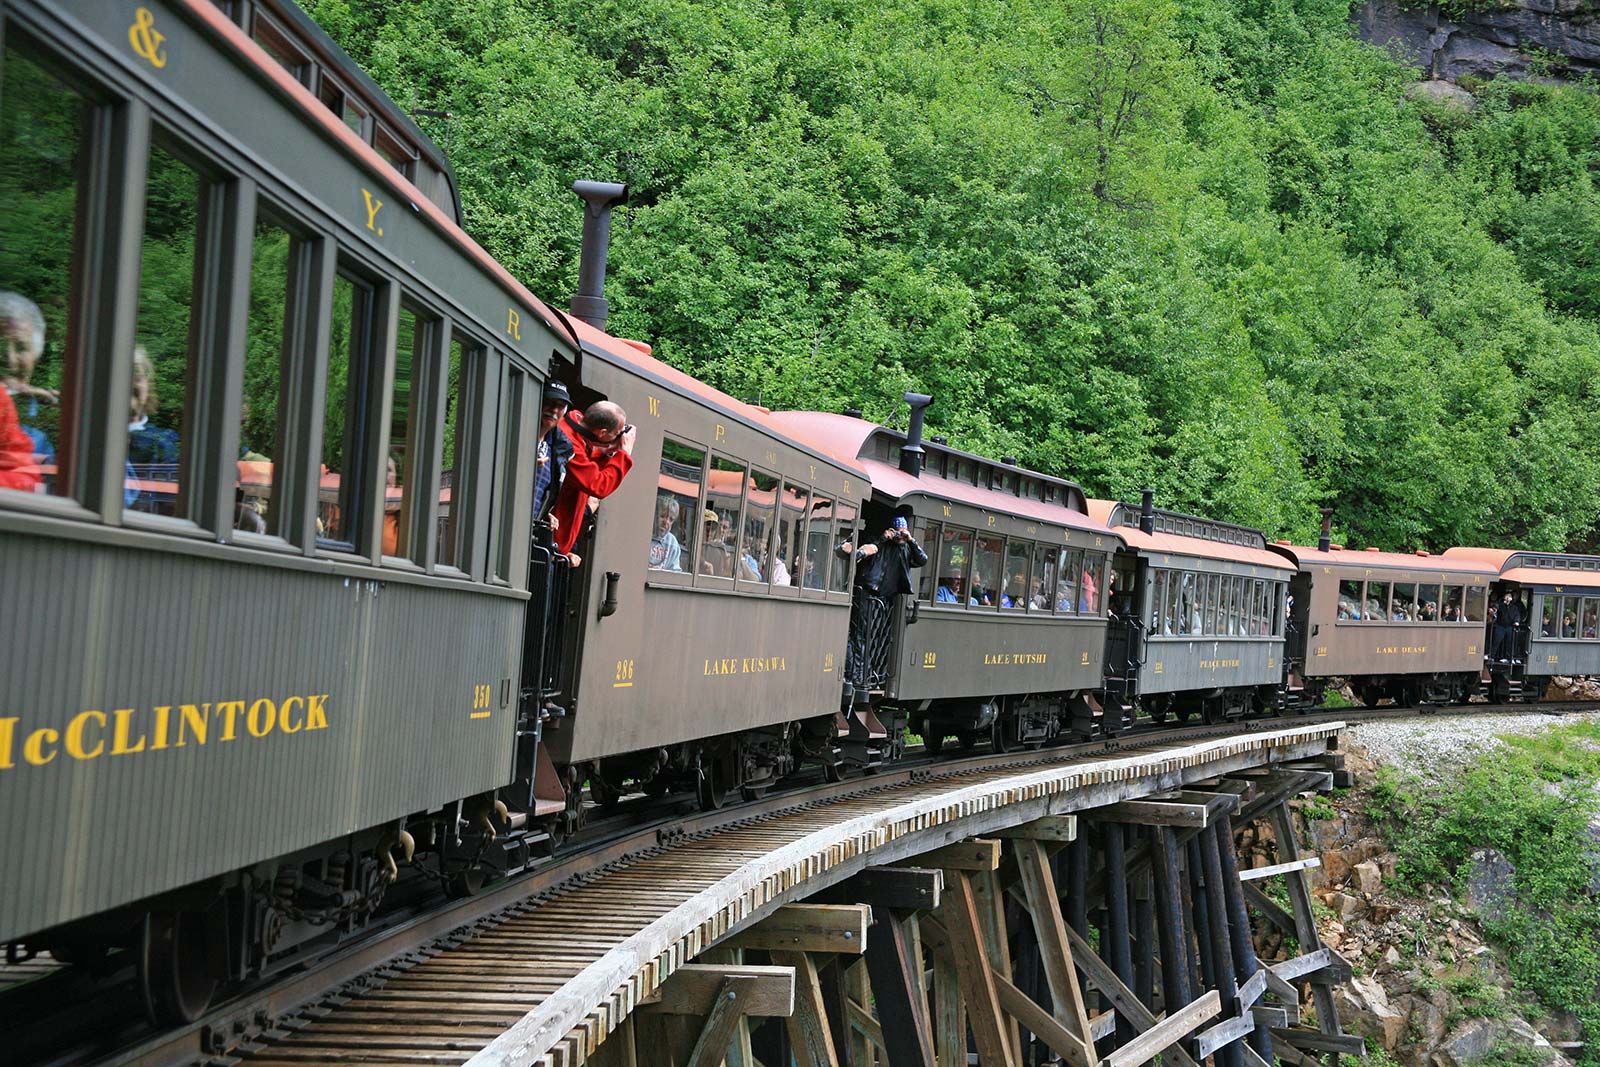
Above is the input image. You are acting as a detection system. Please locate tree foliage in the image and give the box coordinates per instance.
[304,0,1600,550]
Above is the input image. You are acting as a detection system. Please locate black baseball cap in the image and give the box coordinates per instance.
[543,380,571,406]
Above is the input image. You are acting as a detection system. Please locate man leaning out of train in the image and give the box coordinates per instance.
[551,399,636,566]
[532,379,573,529]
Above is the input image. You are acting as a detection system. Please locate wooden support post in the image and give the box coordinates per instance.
[845,960,874,1066]
[587,1013,638,1067]
[1093,800,1211,827]
[1214,813,1274,1063]
[1103,824,1135,1046]
[1198,818,1244,1067]
[1133,857,1155,1012]
[1151,825,1193,1017]
[935,869,1016,1067]
[685,976,768,1067]
[863,908,936,1067]
[773,951,841,1067]
[728,904,873,955]
[971,867,1020,1061]
[931,935,966,1067]
[818,957,855,1067]
[1177,836,1204,999]
[1061,923,1203,1067]
[1268,800,1347,1065]
[1015,838,1097,1067]
[697,948,756,1067]
[1186,837,1219,1001]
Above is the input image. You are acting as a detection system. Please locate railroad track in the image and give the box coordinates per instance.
[8,700,1587,1067]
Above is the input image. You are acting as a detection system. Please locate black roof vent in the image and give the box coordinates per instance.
[1001,456,1018,466]
[843,407,863,419]
[1139,489,1155,534]
[570,180,629,330]
[899,392,934,476]
[929,435,947,444]
[1317,508,1334,552]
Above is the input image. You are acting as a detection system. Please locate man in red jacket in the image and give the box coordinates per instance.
[551,399,635,564]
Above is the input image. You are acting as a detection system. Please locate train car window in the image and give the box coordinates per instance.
[252,12,313,85]
[935,527,973,605]
[1561,596,1580,638]
[383,304,429,560]
[316,272,376,550]
[802,496,834,591]
[1337,579,1363,619]
[235,214,295,536]
[492,367,527,585]
[1226,576,1241,635]
[1442,585,1465,622]
[917,520,942,600]
[1151,570,1169,632]
[700,455,744,579]
[741,470,778,585]
[1200,574,1216,635]
[436,334,468,569]
[652,438,703,574]
[828,501,857,594]
[1032,544,1058,613]
[1236,577,1250,634]
[1464,585,1487,623]
[970,534,1002,608]
[1582,598,1598,639]
[1057,549,1081,613]
[126,141,206,521]
[1541,596,1557,637]
[1417,583,1441,622]
[773,482,808,587]
[1085,554,1106,615]
[1391,582,1417,622]
[1002,538,1030,609]
[1175,571,1194,633]
[1365,581,1390,621]
[1247,579,1260,635]
[0,39,88,502]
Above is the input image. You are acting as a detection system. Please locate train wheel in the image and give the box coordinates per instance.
[955,730,979,751]
[1361,685,1383,709]
[924,731,946,755]
[697,761,728,811]
[446,867,488,899]
[138,910,216,1026]
[643,775,671,798]
[992,719,1013,753]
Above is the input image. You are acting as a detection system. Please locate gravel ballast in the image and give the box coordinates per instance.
[1344,709,1600,783]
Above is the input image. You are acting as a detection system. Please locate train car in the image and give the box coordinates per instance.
[541,316,870,808]
[0,0,576,1021]
[1442,547,1600,702]
[1087,497,1296,724]
[1271,525,1496,706]
[771,400,1123,750]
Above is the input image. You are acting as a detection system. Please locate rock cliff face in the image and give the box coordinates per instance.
[1353,0,1600,82]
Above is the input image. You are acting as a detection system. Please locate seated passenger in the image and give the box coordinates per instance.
[649,496,683,570]
[936,576,963,603]
[2,291,57,472]
[701,511,733,576]
[969,571,993,607]
[770,550,791,586]
[1562,612,1577,638]
[1421,601,1438,621]
[1366,599,1386,621]
[740,536,764,581]
[801,554,824,589]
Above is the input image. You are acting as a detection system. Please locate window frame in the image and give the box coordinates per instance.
[647,434,708,587]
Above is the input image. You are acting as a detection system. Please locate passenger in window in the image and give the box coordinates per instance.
[740,534,765,581]
[382,454,401,556]
[770,548,791,586]
[2,291,57,472]
[532,380,572,527]
[649,495,684,570]
[127,347,178,466]
[701,510,735,576]
[551,399,635,566]
[1562,611,1577,639]
[0,384,40,491]
[1489,592,1524,662]
[1080,565,1098,613]
[936,576,962,603]
[801,552,824,589]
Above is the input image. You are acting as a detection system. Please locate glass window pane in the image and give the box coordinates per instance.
[236,215,290,534]
[1057,549,1080,613]
[1031,544,1057,613]
[1176,571,1194,634]
[936,528,973,604]
[700,455,744,578]
[1465,585,1487,623]
[1561,596,1580,638]
[917,520,941,600]
[774,482,807,587]
[652,438,702,573]
[1365,581,1390,621]
[742,471,777,584]
[828,501,856,593]
[1082,554,1104,615]
[0,41,84,498]
[1541,596,1558,637]
[802,496,833,590]
[1417,583,1441,622]
[317,273,373,547]
[1150,570,1168,631]
[383,305,426,558]
[1204,574,1220,635]
[128,142,202,518]
[971,534,1002,608]
[1002,539,1029,609]
[436,336,466,567]
[1391,582,1417,622]
[1441,585,1463,622]
[1582,598,1598,639]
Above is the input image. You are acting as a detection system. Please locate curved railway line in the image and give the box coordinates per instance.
[11,702,1590,1067]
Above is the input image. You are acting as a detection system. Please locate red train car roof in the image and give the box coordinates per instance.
[1443,546,1600,591]
[1087,500,1294,571]
[1276,544,1498,575]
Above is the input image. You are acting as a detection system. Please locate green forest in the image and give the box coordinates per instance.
[306,0,1600,553]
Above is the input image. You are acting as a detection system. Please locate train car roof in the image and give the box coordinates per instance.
[191,0,580,354]
[1274,543,1499,575]
[1443,547,1600,590]
[767,412,1116,536]
[568,324,869,481]
[1089,500,1295,571]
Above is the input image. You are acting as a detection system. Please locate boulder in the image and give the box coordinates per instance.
[1321,849,1354,886]
[1328,891,1364,919]
[1354,860,1383,896]
[1433,1017,1498,1066]
[1406,78,1476,109]
[1464,848,1516,924]
[1337,974,1410,1050]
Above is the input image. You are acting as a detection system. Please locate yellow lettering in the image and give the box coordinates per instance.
[214,700,245,741]
[280,696,305,734]
[112,708,147,755]
[507,308,521,340]
[24,728,58,766]
[65,710,106,761]
[0,717,15,769]
[128,7,167,68]
[943,504,952,518]
[149,705,171,750]
[843,478,851,494]
[715,424,726,442]
[306,694,329,731]
[178,703,209,747]
[361,188,384,235]
[987,515,997,527]
[247,698,277,738]
[648,396,661,417]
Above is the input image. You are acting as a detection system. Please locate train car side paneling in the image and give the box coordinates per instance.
[1139,556,1286,694]
[1299,559,1489,678]
[1525,585,1600,678]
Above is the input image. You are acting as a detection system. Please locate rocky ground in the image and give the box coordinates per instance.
[1255,704,1600,1066]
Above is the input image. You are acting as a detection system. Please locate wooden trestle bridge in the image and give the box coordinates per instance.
[211,721,1361,1067]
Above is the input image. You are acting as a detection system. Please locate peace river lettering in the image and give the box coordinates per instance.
[0,693,331,770]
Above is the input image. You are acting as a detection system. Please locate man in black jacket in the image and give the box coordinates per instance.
[837,507,928,697]
[1490,590,1524,663]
